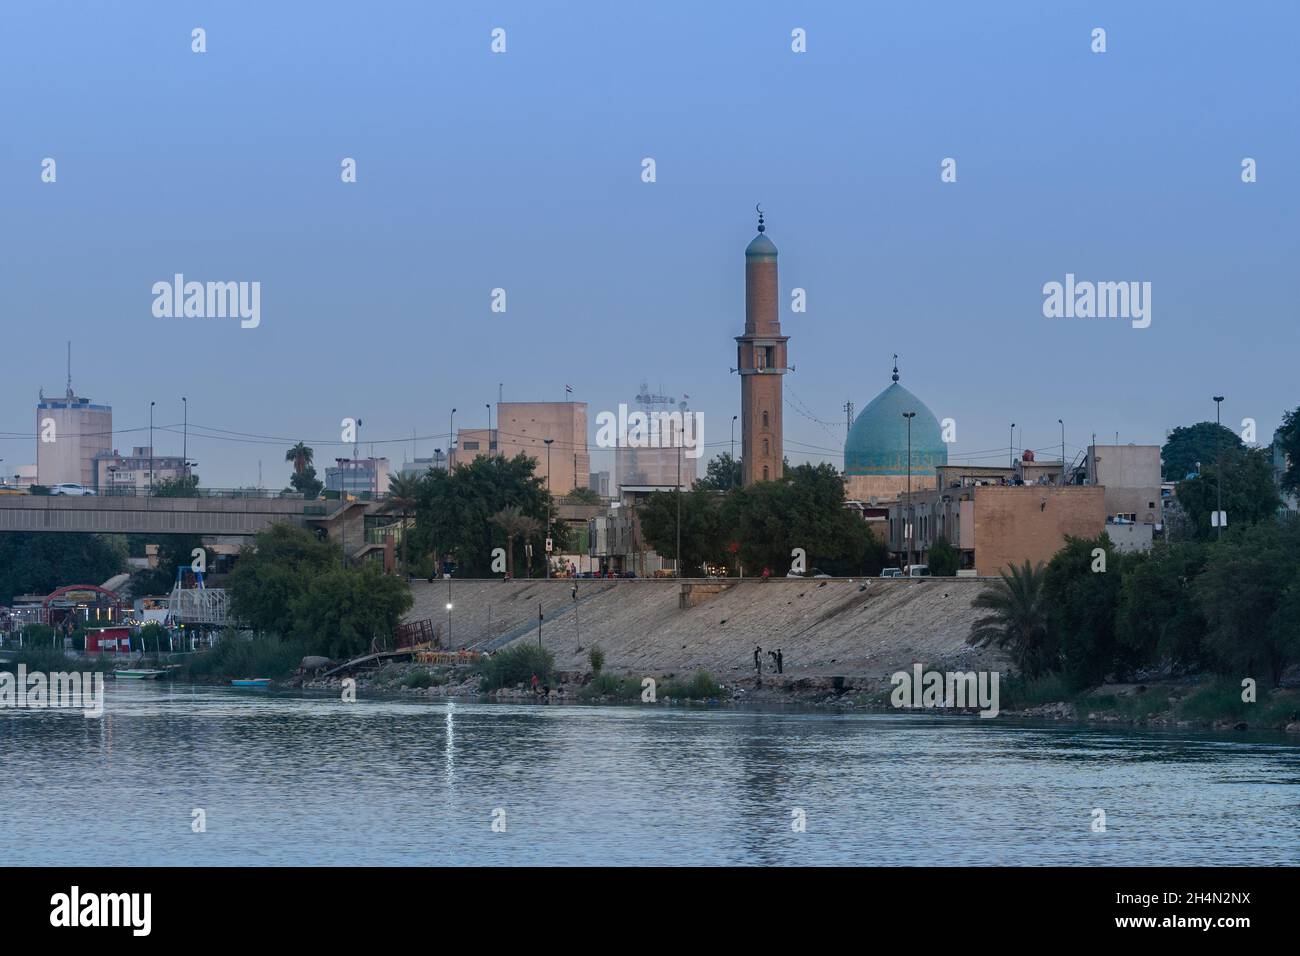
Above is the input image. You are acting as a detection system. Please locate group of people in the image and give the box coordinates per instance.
[752,644,783,675]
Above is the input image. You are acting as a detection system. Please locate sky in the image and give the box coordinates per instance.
[2,0,1296,487]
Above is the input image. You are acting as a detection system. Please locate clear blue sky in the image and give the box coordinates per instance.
[2,1,1296,487]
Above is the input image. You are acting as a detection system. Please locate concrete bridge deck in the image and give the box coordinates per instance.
[0,494,360,537]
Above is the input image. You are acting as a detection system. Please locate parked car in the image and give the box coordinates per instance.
[907,565,931,577]
[879,568,903,578]
[50,483,96,496]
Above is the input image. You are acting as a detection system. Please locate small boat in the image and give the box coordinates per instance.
[114,669,166,680]
[230,678,272,688]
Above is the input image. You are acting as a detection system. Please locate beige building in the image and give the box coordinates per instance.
[1086,444,1161,526]
[888,464,1105,575]
[36,390,112,487]
[95,447,191,494]
[454,402,589,494]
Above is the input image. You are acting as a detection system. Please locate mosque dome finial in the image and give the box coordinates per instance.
[892,354,900,383]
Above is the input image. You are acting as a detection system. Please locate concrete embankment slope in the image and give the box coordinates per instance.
[405,578,1008,686]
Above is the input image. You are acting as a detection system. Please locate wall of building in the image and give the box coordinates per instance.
[35,398,112,487]
[972,485,1105,576]
[456,403,589,494]
[1089,444,1161,524]
[1104,521,1154,554]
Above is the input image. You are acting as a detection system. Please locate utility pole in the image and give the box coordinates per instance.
[449,408,456,468]
[676,442,683,579]
[730,415,738,489]
[903,412,916,570]
[1010,423,1015,470]
[1059,419,1065,485]
[844,400,855,440]
[149,401,156,494]
[544,438,554,578]
[1214,395,1225,539]
[182,397,188,474]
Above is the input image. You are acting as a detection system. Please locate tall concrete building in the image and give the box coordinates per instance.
[736,209,788,485]
[36,383,112,488]
[454,401,588,494]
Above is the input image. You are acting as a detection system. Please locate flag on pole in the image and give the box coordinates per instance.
[565,384,573,402]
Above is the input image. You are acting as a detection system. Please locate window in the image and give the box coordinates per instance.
[762,410,769,428]
[763,466,769,480]
[463,441,480,451]
[762,439,769,456]
[756,347,767,369]
[764,346,775,369]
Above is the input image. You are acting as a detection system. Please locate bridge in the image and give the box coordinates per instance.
[0,493,378,541]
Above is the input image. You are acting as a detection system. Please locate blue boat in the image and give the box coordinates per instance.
[230,678,272,688]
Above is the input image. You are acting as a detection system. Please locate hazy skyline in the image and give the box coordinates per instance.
[3,1,1296,487]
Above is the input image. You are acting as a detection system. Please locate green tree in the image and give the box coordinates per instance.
[1193,518,1300,686]
[967,560,1051,678]
[285,442,314,475]
[490,505,542,577]
[228,524,339,635]
[637,488,725,576]
[409,453,553,577]
[0,533,126,602]
[152,475,200,497]
[1274,406,1300,495]
[720,463,871,576]
[695,453,743,491]
[565,486,602,504]
[1161,421,1243,482]
[383,472,425,577]
[1115,542,1209,672]
[289,562,413,658]
[1041,534,1126,686]
[1174,446,1280,541]
[288,466,324,499]
[927,536,959,576]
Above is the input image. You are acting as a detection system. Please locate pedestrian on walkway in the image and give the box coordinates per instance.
[753,644,762,675]
[776,649,783,674]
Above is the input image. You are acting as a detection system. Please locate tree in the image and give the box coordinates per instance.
[409,453,553,577]
[1115,542,1209,672]
[228,524,339,635]
[384,472,425,577]
[1041,534,1127,686]
[490,506,542,577]
[1161,421,1243,482]
[695,453,742,491]
[1275,406,1300,495]
[285,442,314,475]
[1174,446,1280,541]
[152,475,200,497]
[637,488,725,576]
[288,465,324,499]
[1193,518,1300,686]
[0,533,126,603]
[927,536,959,576]
[720,463,872,576]
[565,486,602,504]
[967,560,1050,678]
[289,563,412,658]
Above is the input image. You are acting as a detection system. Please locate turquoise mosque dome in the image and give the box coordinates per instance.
[745,232,777,260]
[844,369,947,477]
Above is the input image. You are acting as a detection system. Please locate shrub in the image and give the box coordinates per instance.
[402,669,435,689]
[0,647,114,674]
[587,646,605,673]
[577,672,641,701]
[176,632,309,682]
[477,643,554,692]
[19,623,57,647]
[662,671,722,700]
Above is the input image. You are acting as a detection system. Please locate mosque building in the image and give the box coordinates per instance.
[843,358,947,503]
[735,208,788,485]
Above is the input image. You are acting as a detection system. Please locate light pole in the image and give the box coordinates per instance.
[445,573,453,648]
[182,396,188,475]
[486,403,492,454]
[149,401,156,494]
[730,414,738,489]
[676,442,683,578]
[903,411,915,570]
[1058,419,1065,484]
[1213,395,1225,539]
[449,408,457,468]
[1010,423,1016,470]
[544,438,554,579]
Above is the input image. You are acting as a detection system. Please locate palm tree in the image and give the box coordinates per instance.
[491,506,542,578]
[383,473,425,578]
[285,442,314,475]
[967,560,1051,677]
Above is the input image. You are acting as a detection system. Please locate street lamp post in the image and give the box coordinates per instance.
[445,572,453,648]
[730,415,738,489]
[1010,423,1016,470]
[902,412,916,570]
[486,403,492,454]
[1213,395,1225,539]
[676,442,683,579]
[544,438,554,579]
[1059,419,1065,484]
[149,401,156,494]
[449,409,457,467]
[182,397,188,474]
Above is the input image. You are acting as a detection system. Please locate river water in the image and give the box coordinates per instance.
[1,682,1296,866]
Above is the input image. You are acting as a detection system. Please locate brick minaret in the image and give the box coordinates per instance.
[736,209,788,484]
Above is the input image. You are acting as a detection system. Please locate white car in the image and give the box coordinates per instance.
[50,483,96,496]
